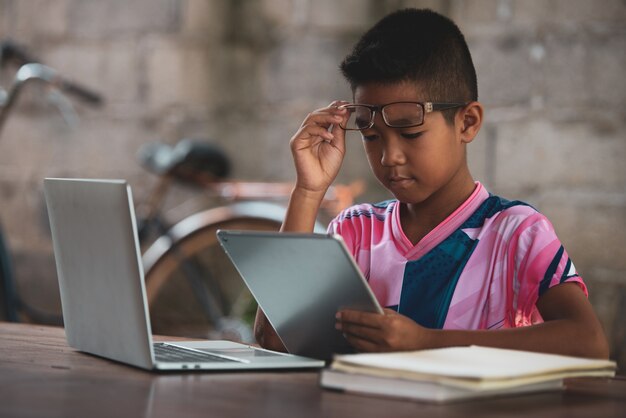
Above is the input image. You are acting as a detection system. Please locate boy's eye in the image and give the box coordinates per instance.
[361,133,380,142]
[401,131,423,139]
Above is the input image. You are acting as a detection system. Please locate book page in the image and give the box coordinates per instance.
[334,346,616,381]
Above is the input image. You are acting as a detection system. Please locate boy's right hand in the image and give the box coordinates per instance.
[290,101,349,197]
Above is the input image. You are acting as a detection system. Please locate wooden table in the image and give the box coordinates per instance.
[1,322,624,418]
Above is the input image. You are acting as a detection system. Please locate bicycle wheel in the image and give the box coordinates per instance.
[142,202,325,342]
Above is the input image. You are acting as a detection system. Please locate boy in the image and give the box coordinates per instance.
[255,9,608,359]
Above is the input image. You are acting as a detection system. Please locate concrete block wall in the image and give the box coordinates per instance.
[453,0,626,365]
[0,0,624,363]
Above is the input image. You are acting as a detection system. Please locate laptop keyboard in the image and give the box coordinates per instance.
[153,343,238,363]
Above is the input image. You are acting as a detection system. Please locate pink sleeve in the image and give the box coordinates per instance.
[511,213,587,326]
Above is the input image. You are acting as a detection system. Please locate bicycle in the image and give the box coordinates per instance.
[0,39,103,324]
[0,39,364,343]
[134,138,363,342]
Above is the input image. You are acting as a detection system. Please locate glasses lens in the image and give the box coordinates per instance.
[382,103,424,128]
[341,105,373,130]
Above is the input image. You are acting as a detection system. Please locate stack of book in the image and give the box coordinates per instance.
[320,345,616,403]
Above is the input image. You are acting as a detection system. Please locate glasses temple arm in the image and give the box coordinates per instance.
[429,102,469,112]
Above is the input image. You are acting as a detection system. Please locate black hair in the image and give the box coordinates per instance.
[340,8,477,124]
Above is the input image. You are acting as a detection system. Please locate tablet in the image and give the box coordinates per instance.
[216,230,383,360]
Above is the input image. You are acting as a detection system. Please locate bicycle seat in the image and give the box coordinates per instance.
[138,139,231,185]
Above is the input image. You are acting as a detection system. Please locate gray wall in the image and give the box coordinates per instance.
[1,0,625,361]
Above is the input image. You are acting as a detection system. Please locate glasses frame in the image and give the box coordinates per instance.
[338,101,468,131]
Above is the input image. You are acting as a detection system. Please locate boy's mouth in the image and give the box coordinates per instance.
[389,176,415,187]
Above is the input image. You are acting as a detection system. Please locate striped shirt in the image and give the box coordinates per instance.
[327,182,586,330]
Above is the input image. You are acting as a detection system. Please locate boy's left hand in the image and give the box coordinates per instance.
[336,309,432,352]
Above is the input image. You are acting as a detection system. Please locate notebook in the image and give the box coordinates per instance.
[321,345,616,403]
[43,178,324,371]
[216,230,384,361]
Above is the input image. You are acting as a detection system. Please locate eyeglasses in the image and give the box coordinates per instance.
[338,102,468,131]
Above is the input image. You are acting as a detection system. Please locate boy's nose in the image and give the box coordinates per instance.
[380,136,407,167]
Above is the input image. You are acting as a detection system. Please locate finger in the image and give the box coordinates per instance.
[293,124,335,143]
[343,333,383,353]
[328,110,349,131]
[312,102,350,120]
[328,103,349,125]
[313,102,349,116]
[327,121,347,151]
[338,309,384,328]
[301,111,346,130]
[382,308,400,316]
[339,321,384,343]
[327,100,350,109]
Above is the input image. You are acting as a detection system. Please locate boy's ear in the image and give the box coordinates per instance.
[457,102,483,144]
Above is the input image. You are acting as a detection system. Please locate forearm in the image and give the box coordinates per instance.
[426,318,609,359]
[253,308,287,352]
[280,187,326,232]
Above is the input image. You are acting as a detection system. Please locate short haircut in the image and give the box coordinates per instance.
[340,8,477,124]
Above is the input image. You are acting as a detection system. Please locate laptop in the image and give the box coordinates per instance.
[216,230,383,361]
[43,178,324,371]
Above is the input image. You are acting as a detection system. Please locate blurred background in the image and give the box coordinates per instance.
[0,0,624,365]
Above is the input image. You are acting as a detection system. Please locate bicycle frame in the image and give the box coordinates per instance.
[0,63,102,136]
[0,40,102,323]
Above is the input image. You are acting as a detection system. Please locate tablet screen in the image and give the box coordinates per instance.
[217,230,383,360]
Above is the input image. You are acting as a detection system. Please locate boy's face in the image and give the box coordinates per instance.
[353,81,470,205]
